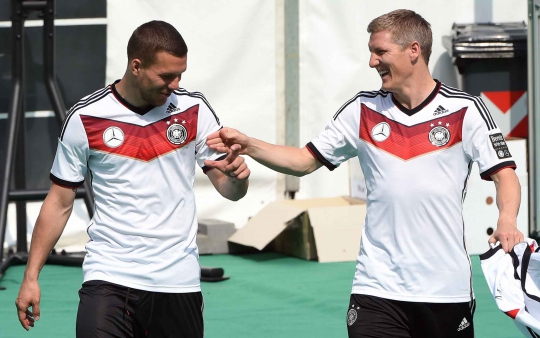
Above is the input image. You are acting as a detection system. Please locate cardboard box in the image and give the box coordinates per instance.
[228,197,365,262]
[197,219,236,254]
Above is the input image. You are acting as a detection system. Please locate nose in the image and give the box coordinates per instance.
[168,77,180,91]
[369,53,379,68]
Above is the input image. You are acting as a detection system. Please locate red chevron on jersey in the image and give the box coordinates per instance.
[359,104,467,160]
[50,83,224,292]
[81,105,199,161]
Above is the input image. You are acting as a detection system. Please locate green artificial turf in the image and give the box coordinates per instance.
[0,254,522,337]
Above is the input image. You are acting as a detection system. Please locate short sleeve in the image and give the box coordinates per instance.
[306,98,360,170]
[194,96,227,173]
[50,114,89,187]
[462,97,516,181]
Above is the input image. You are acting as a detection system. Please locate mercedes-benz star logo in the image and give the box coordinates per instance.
[103,126,125,148]
[371,122,391,142]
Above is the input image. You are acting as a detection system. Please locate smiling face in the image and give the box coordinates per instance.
[368,30,414,93]
[133,51,187,107]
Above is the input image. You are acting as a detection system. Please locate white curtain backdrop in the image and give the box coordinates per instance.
[4,0,528,251]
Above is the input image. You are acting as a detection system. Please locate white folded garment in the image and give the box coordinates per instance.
[480,239,540,337]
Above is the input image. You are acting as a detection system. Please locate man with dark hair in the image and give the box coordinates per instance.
[205,9,523,338]
[15,20,249,338]
[127,20,188,73]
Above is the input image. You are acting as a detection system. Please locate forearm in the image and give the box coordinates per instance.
[493,170,520,226]
[246,138,319,176]
[24,190,74,281]
[214,176,249,201]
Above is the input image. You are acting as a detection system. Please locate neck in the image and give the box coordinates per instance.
[115,75,149,108]
[392,70,436,110]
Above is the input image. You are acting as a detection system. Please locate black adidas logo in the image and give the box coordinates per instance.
[166,103,180,114]
[433,105,449,116]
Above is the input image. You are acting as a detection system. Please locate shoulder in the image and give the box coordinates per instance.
[438,83,482,107]
[68,85,113,116]
[438,83,497,130]
[173,88,212,107]
[354,89,390,103]
[333,90,389,120]
[60,85,113,138]
[173,88,220,124]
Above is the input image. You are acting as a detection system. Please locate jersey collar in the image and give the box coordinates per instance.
[111,79,155,115]
[391,79,441,116]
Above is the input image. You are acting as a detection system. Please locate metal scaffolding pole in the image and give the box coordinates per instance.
[528,0,540,237]
[0,0,94,287]
[276,0,300,200]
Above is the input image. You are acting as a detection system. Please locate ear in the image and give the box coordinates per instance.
[409,41,421,63]
[130,58,143,76]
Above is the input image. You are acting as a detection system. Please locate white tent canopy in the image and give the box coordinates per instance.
[3,0,528,251]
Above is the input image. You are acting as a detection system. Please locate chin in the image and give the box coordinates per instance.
[380,81,395,92]
[154,97,168,107]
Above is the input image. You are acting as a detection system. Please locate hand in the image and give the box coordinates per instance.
[204,144,250,180]
[206,127,250,155]
[15,278,41,330]
[488,220,524,253]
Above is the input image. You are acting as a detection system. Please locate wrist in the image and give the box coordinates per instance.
[23,272,39,282]
[497,214,516,226]
[23,264,41,282]
[245,137,255,156]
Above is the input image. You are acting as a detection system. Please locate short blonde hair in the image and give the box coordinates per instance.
[367,9,432,64]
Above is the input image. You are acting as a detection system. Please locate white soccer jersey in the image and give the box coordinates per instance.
[50,81,224,293]
[481,240,540,337]
[307,80,516,303]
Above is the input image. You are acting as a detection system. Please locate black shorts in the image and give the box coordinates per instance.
[76,280,204,338]
[346,294,475,338]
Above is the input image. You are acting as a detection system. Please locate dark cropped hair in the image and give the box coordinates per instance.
[127,21,188,66]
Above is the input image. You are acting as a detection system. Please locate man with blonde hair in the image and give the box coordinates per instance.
[205,9,523,337]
